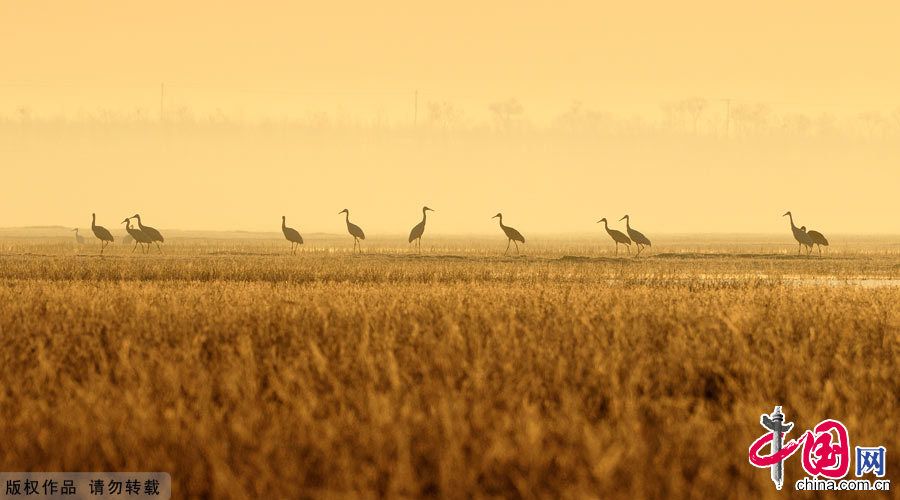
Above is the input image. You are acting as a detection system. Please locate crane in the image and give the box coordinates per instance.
[90,213,114,254]
[492,213,525,254]
[619,215,652,256]
[782,211,813,255]
[805,227,829,256]
[281,216,304,254]
[72,228,85,245]
[408,206,434,251]
[597,218,631,255]
[122,218,152,253]
[338,209,365,252]
[131,214,164,253]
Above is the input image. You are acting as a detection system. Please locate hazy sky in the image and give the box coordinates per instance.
[1,1,898,234]
[4,2,900,115]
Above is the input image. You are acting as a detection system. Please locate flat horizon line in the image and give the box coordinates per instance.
[2,225,899,240]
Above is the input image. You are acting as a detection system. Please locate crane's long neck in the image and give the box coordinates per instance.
[344,211,350,225]
[602,219,610,232]
[91,214,96,229]
[624,217,631,230]
[135,216,143,229]
[497,215,505,229]
[787,213,796,229]
[421,209,428,224]
[282,218,286,230]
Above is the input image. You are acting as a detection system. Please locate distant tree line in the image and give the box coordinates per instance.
[4,98,900,141]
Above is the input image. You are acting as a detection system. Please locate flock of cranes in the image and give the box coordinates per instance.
[89,213,165,255]
[596,215,653,256]
[76,209,828,257]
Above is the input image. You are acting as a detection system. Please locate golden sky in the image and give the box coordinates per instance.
[4,2,900,114]
[1,1,898,234]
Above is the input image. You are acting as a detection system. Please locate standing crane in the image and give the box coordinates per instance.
[122,218,152,253]
[782,211,813,255]
[72,228,85,245]
[597,218,631,255]
[338,209,366,252]
[90,213,114,254]
[619,215,652,256]
[131,214,164,253]
[408,206,434,252]
[281,216,304,254]
[805,227,829,256]
[492,213,525,254]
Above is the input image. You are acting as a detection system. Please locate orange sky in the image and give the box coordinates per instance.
[1,1,898,234]
[3,2,900,116]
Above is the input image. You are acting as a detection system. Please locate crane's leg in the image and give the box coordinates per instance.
[504,239,511,255]
[514,240,519,254]
[627,245,631,254]
[132,240,139,253]
[155,242,163,254]
[615,243,618,255]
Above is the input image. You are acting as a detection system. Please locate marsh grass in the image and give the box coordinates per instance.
[0,238,897,498]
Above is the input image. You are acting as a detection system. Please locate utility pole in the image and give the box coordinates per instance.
[724,98,731,138]
[160,83,165,122]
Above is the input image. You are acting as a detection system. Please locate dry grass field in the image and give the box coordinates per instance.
[0,233,897,498]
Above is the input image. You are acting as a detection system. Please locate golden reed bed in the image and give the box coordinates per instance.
[0,238,897,498]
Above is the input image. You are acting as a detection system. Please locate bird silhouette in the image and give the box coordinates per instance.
[492,213,525,254]
[620,215,651,256]
[282,216,304,254]
[90,213,114,254]
[72,228,85,245]
[131,214,164,253]
[783,211,813,255]
[339,209,366,252]
[806,228,829,256]
[122,218,152,253]
[597,218,631,255]
[408,206,434,252]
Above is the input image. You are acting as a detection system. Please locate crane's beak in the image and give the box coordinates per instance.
[619,216,627,221]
